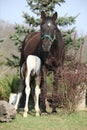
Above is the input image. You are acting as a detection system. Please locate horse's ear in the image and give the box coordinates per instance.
[52,12,57,21]
[41,11,46,20]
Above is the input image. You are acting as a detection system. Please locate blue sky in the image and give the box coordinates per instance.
[0,0,87,35]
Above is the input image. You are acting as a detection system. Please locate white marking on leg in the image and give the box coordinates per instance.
[35,76,41,116]
[23,70,31,117]
[15,92,22,110]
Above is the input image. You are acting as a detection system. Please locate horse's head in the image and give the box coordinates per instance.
[40,11,57,52]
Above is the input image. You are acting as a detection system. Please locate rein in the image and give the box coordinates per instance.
[41,34,56,43]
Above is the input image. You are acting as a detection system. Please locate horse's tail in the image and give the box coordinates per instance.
[20,62,26,80]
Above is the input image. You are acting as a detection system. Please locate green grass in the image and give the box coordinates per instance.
[0,111,87,130]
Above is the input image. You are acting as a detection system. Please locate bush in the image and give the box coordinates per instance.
[0,76,11,101]
[58,62,87,113]
[0,75,20,101]
[10,76,20,93]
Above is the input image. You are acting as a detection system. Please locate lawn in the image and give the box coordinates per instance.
[0,111,87,130]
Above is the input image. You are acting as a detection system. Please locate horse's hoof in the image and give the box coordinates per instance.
[41,111,48,116]
[52,110,57,114]
[36,112,40,116]
[23,112,28,117]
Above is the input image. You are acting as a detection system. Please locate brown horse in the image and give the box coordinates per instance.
[19,11,65,114]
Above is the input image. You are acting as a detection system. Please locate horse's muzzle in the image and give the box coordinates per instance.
[42,43,51,52]
[42,39,52,52]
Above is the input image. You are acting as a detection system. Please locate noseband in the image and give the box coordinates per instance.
[41,34,56,43]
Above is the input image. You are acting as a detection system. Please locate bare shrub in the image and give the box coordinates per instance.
[58,62,87,113]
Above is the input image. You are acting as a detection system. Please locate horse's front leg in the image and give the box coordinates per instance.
[52,66,61,113]
[23,73,31,117]
[35,76,41,116]
[41,66,47,113]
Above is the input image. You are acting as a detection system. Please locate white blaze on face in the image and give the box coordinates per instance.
[48,22,51,27]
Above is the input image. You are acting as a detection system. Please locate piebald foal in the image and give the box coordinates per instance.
[15,55,41,117]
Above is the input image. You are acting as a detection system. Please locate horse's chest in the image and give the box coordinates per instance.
[45,55,58,70]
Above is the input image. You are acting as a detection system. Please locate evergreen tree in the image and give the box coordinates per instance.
[10,0,84,67]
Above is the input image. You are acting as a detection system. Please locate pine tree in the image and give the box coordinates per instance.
[10,0,84,67]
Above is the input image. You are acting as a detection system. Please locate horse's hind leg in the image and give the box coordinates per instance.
[35,76,41,116]
[23,73,31,117]
[15,79,24,110]
[15,93,22,110]
[15,63,25,110]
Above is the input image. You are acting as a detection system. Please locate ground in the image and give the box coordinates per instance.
[0,110,87,130]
